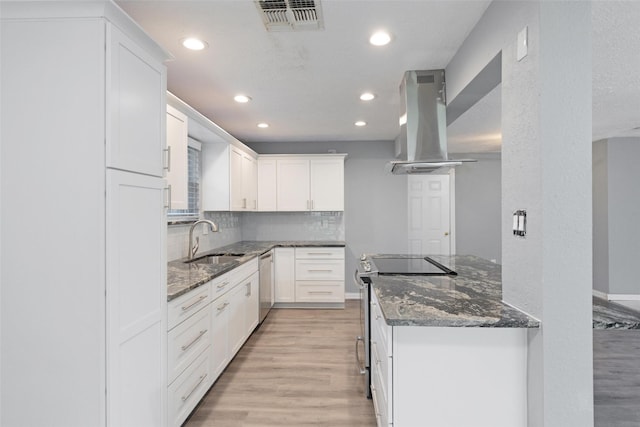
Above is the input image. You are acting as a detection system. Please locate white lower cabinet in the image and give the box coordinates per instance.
[370,291,528,427]
[294,248,345,303]
[274,248,296,303]
[168,258,260,426]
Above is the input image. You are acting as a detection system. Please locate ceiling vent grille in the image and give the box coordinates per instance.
[256,0,324,31]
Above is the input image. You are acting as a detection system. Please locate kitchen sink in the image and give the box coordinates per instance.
[186,254,243,265]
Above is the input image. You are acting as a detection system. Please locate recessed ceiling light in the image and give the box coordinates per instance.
[234,94,251,103]
[257,123,269,128]
[360,92,376,101]
[181,37,208,51]
[355,121,367,127]
[369,31,391,46]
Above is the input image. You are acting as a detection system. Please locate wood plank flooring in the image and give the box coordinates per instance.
[184,301,376,427]
[594,329,640,427]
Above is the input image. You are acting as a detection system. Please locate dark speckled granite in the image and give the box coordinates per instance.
[593,297,640,329]
[369,255,539,328]
[368,254,640,330]
[168,240,345,300]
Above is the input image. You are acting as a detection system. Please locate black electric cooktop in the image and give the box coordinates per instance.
[372,256,457,276]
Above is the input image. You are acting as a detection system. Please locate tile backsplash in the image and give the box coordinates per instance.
[167,212,242,261]
[167,211,345,261]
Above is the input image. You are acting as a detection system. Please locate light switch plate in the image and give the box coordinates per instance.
[517,26,528,61]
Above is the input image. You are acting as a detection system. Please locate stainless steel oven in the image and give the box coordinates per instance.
[355,254,457,398]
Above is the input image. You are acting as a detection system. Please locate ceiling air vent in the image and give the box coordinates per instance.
[255,0,324,31]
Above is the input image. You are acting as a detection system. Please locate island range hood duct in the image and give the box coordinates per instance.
[387,69,475,174]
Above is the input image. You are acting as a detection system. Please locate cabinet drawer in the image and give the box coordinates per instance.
[371,325,391,406]
[295,247,344,259]
[295,259,344,281]
[371,292,391,355]
[168,284,211,331]
[228,258,259,284]
[211,271,234,298]
[371,363,391,427]
[168,349,211,427]
[295,281,344,302]
[168,305,212,384]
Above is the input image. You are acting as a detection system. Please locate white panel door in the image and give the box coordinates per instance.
[243,154,258,211]
[243,271,260,336]
[106,170,167,427]
[166,105,188,210]
[276,158,310,211]
[107,25,165,177]
[408,174,451,255]
[210,296,230,380]
[274,248,296,303]
[310,158,344,211]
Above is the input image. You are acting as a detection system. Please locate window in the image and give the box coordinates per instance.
[168,145,200,221]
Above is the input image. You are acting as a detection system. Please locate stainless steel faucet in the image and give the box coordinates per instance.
[188,219,219,260]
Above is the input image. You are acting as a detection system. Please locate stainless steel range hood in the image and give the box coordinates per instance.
[387,70,474,174]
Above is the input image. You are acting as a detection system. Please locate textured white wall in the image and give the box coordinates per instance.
[605,137,640,295]
[447,1,594,426]
[592,140,609,294]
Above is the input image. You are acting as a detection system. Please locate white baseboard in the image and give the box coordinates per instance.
[592,289,640,301]
[608,294,640,301]
[345,292,361,300]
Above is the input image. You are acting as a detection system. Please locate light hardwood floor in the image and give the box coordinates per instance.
[184,300,377,426]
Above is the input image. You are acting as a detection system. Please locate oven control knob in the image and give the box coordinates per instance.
[363,262,371,272]
[360,254,367,261]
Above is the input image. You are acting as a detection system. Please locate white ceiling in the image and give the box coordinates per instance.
[116,0,640,153]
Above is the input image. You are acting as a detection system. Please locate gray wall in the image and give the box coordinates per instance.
[593,137,640,296]
[593,140,609,294]
[447,2,594,425]
[454,153,502,263]
[248,140,408,294]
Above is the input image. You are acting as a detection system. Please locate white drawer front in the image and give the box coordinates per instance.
[295,247,344,260]
[168,305,212,384]
[168,349,211,427]
[211,270,234,298]
[168,283,211,331]
[371,324,391,405]
[228,258,259,283]
[295,259,344,281]
[295,280,344,302]
[371,363,391,427]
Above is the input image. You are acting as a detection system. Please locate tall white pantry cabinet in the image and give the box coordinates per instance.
[1,2,170,427]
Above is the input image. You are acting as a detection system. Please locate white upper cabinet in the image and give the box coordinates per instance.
[166,105,188,210]
[230,146,258,211]
[310,158,344,211]
[276,158,311,211]
[257,158,277,211]
[264,155,346,212]
[107,25,166,177]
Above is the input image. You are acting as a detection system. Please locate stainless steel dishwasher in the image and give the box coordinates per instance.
[259,251,273,323]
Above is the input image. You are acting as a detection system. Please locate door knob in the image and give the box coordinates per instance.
[444,232,449,236]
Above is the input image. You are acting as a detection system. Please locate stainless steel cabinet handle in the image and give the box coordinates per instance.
[164,146,171,172]
[217,281,230,289]
[308,253,332,256]
[308,269,332,273]
[308,291,332,295]
[245,283,251,297]
[164,185,171,209]
[181,329,207,351]
[243,198,247,209]
[181,295,207,311]
[217,302,229,311]
[311,200,314,210]
[355,336,366,375]
[181,373,208,402]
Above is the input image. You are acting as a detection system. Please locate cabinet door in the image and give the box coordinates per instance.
[166,105,188,210]
[310,158,344,211]
[107,25,166,177]
[257,158,277,211]
[242,154,258,211]
[106,170,166,427]
[210,296,230,380]
[276,158,310,211]
[243,271,260,336]
[274,248,296,303]
[229,146,244,210]
[228,283,247,358]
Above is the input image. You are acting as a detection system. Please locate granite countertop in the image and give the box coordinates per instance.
[168,240,345,301]
[369,254,540,328]
[369,254,640,330]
